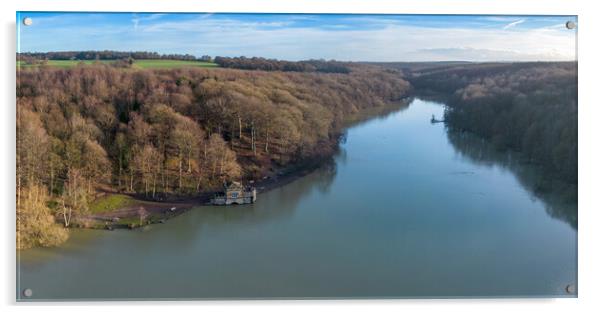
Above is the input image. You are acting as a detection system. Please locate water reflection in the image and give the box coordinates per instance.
[18,98,576,300]
[189,159,338,224]
[20,159,339,263]
[447,130,577,229]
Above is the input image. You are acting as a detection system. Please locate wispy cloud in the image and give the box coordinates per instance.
[18,13,576,62]
[132,13,165,30]
[503,19,525,30]
[412,47,569,62]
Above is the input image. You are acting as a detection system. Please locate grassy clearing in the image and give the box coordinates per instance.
[89,194,136,214]
[17,59,218,69]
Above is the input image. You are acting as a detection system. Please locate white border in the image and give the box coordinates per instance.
[2,1,601,313]
[9,0,581,15]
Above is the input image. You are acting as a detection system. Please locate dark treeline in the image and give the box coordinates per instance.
[18,51,205,61]
[214,56,351,73]
[16,63,409,248]
[408,62,577,183]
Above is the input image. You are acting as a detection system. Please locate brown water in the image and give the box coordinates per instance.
[17,99,577,300]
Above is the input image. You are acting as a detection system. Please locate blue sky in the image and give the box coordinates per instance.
[16,12,577,62]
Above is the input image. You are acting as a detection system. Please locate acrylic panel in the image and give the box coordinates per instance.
[16,12,577,301]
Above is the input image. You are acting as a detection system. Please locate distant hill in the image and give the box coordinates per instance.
[363,61,475,72]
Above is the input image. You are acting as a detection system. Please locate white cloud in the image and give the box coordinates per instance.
[503,19,525,29]
[20,15,576,62]
[132,13,166,30]
[410,48,569,62]
[153,20,574,61]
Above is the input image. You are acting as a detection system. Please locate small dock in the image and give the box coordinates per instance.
[430,114,445,124]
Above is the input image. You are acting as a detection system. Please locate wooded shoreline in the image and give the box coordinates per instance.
[16,58,577,249]
[17,62,413,249]
[70,99,413,230]
[79,156,325,230]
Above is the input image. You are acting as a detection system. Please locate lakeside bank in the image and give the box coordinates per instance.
[56,99,413,232]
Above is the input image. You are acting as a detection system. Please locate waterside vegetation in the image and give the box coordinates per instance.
[16,54,578,249]
[16,57,410,248]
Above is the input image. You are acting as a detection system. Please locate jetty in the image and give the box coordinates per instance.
[430,114,445,124]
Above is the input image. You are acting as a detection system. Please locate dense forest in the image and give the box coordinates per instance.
[407,62,577,183]
[214,56,351,73]
[16,61,410,249]
[16,53,579,249]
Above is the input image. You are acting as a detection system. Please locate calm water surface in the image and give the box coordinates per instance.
[17,99,577,300]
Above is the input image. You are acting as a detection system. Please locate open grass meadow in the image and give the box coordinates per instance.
[17,59,219,69]
[89,194,136,214]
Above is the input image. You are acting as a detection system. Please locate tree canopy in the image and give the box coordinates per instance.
[408,62,577,183]
[16,62,410,247]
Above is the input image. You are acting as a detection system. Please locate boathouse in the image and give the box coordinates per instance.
[211,181,257,205]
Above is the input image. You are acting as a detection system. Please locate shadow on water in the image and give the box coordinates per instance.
[133,158,339,248]
[20,159,340,266]
[195,159,338,224]
[343,98,412,130]
[446,130,577,230]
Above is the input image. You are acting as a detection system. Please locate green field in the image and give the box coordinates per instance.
[89,194,136,214]
[17,59,218,69]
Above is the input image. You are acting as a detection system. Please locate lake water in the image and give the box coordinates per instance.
[17,99,577,300]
